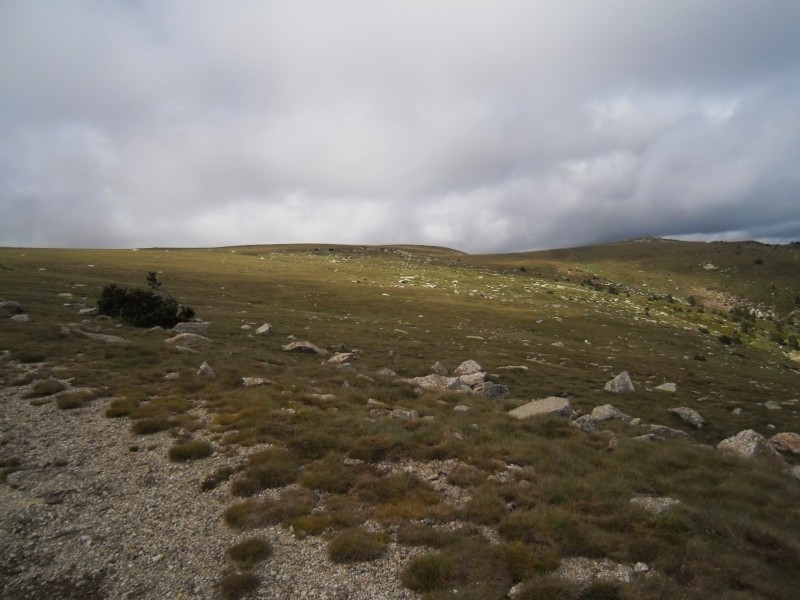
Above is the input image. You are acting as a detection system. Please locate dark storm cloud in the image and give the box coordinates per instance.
[1,1,799,251]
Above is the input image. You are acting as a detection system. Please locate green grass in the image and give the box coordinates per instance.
[1,240,799,599]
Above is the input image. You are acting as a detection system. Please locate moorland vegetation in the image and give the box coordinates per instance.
[1,238,799,599]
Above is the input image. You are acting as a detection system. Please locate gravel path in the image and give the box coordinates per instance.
[0,375,420,599]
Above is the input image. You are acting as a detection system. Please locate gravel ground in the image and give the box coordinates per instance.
[0,373,421,599]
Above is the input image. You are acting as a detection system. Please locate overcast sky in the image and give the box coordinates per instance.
[1,1,799,253]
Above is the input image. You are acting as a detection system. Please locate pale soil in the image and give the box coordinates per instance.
[0,374,421,600]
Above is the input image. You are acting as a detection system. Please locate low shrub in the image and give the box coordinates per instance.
[130,416,171,435]
[224,488,317,530]
[23,379,66,398]
[168,440,213,462]
[299,453,356,494]
[219,572,259,600]
[201,465,236,491]
[56,391,94,410]
[229,448,300,496]
[327,528,388,563]
[400,553,457,592]
[105,397,139,418]
[227,537,273,570]
[97,273,195,328]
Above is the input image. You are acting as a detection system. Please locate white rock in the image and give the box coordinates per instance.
[605,371,635,393]
[508,397,572,420]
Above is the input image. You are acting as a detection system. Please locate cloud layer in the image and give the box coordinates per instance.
[2,1,799,252]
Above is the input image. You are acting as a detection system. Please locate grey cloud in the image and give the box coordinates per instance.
[1,1,799,252]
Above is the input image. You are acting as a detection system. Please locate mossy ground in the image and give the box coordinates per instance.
[1,241,799,598]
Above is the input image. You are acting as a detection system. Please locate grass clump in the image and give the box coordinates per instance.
[23,379,66,398]
[511,575,580,600]
[130,416,171,435]
[227,537,273,570]
[229,447,300,497]
[105,397,139,418]
[299,453,357,493]
[201,465,236,491]
[168,439,213,462]
[224,488,317,530]
[219,572,260,600]
[327,528,388,563]
[55,390,94,410]
[401,553,458,593]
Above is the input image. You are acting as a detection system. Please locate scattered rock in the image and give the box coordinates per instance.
[390,408,419,420]
[328,352,356,365]
[163,372,180,380]
[508,397,572,420]
[557,557,639,586]
[430,361,448,375]
[454,360,484,376]
[164,333,211,346]
[374,368,397,378]
[571,415,597,433]
[197,362,216,379]
[282,341,328,356]
[497,365,529,372]
[172,321,210,335]
[717,429,784,462]
[765,401,782,411]
[654,382,677,393]
[78,307,99,316]
[306,393,336,403]
[647,424,692,440]
[786,465,800,481]
[630,496,682,514]
[473,381,510,400]
[604,371,635,393]
[239,377,273,387]
[70,326,130,344]
[0,300,24,316]
[457,371,486,387]
[405,374,461,391]
[770,432,800,455]
[366,398,389,409]
[255,323,274,335]
[453,405,470,412]
[667,407,705,429]
[591,404,631,422]
[10,314,31,322]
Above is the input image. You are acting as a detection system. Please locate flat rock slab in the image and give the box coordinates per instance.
[591,404,631,422]
[667,407,705,428]
[508,397,571,420]
[282,341,328,356]
[164,333,210,346]
[630,496,682,514]
[171,321,209,335]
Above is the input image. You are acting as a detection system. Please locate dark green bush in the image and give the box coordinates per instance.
[97,274,195,328]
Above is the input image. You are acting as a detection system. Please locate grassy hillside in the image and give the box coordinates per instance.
[2,240,799,599]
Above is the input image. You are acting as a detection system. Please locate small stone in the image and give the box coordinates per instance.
[430,361,448,375]
[571,415,596,433]
[605,371,635,393]
[454,360,484,376]
[163,372,180,380]
[10,314,31,322]
[172,321,210,335]
[239,377,272,387]
[591,404,632,422]
[390,408,419,420]
[453,405,470,412]
[256,323,274,335]
[78,307,99,316]
[197,362,216,379]
[282,341,328,356]
[164,333,211,346]
[654,382,677,393]
[630,496,682,514]
[667,407,705,429]
[765,401,782,411]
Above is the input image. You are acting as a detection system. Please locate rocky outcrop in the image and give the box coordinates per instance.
[454,360,484,376]
[717,430,784,462]
[508,397,572,420]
